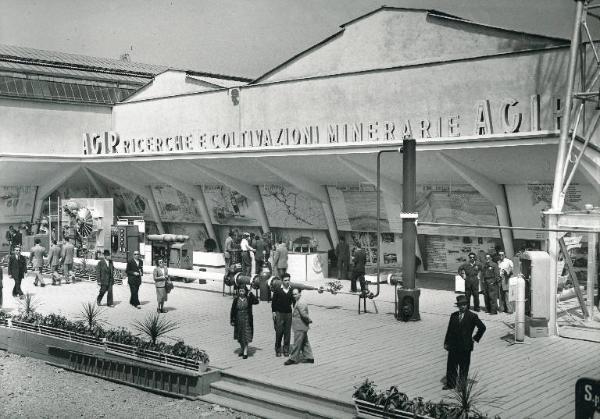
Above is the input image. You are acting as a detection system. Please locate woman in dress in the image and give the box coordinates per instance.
[230,286,259,359]
[153,259,168,313]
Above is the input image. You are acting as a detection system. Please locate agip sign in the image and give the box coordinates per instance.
[83,94,558,155]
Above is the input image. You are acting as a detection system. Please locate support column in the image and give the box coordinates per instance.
[437,152,515,257]
[82,167,108,196]
[322,186,339,248]
[146,186,165,235]
[545,210,561,337]
[32,165,82,221]
[194,186,219,250]
[588,232,598,320]
[251,186,271,235]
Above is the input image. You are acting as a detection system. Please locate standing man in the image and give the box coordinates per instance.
[497,250,514,314]
[30,238,46,287]
[443,295,486,390]
[5,225,16,251]
[458,253,482,312]
[336,236,350,281]
[254,234,267,274]
[12,226,22,251]
[126,250,143,309]
[272,273,294,357]
[240,232,255,276]
[60,236,75,284]
[8,247,27,299]
[481,254,499,315]
[47,240,62,285]
[96,250,114,307]
[351,243,367,293]
[224,231,234,268]
[272,239,288,277]
[284,288,314,365]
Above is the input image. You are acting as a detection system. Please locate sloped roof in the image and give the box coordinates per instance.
[252,6,568,84]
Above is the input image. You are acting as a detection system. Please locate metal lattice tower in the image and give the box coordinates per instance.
[552,0,600,211]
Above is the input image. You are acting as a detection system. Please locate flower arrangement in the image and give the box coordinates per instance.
[1,309,209,365]
[318,280,344,294]
[352,378,501,419]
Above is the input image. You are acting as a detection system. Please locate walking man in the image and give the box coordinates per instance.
[47,240,62,285]
[96,250,114,307]
[481,254,499,314]
[272,239,288,277]
[497,250,514,314]
[336,236,350,280]
[60,236,75,284]
[240,232,255,276]
[30,238,47,287]
[126,250,143,309]
[8,247,27,298]
[224,231,234,268]
[272,273,294,357]
[351,243,367,293]
[458,253,482,312]
[284,288,314,365]
[443,295,486,390]
[254,234,267,274]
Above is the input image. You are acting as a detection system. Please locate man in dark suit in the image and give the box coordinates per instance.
[336,236,350,281]
[96,250,114,307]
[8,246,27,298]
[443,294,486,390]
[272,273,294,357]
[458,252,483,312]
[126,250,143,309]
[351,242,367,293]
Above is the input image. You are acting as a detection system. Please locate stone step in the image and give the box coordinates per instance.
[198,393,299,419]
[220,370,355,415]
[209,380,353,419]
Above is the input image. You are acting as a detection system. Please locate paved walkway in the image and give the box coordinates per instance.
[1,271,598,419]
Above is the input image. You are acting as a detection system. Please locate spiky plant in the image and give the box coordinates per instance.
[17,293,41,317]
[448,373,503,418]
[132,313,179,345]
[78,301,106,330]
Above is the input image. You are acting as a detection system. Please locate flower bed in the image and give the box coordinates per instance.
[352,379,499,419]
[0,311,209,372]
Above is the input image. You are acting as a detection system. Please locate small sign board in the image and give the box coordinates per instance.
[576,378,600,418]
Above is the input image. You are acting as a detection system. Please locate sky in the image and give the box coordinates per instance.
[0,0,578,79]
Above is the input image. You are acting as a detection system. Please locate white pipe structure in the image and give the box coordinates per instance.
[22,253,224,282]
[512,275,526,343]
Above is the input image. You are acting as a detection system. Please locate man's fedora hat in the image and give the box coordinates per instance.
[455,295,468,306]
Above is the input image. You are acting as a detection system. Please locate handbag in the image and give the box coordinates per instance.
[165,279,174,293]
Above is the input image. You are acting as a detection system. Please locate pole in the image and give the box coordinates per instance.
[588,232,598,320]
[515,276,526,342]
[399,138,420,321]
[551,0,585,211]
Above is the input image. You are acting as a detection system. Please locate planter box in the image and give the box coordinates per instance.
[2,321,207,373]
[353,398,434,419]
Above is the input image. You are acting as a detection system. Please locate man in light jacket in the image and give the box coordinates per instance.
[272,239,288,277]
[30,238,46,287]
[47,240,62,285]
[60,236,75,284]
[284,288,314,365]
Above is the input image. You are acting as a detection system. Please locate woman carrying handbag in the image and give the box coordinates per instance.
[153,259,169,313]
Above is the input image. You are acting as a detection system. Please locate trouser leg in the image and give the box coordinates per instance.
[300,333,313,360]
[0,286,3,307]
[458,351,472,386]
[289,330,307,362]
[107,285,113,306]
[482,281,490,312]
[97,284,107,304]
[446,351,459,388]
[282,313,292,353]
[466,279,479,310]
[350,271,359,292]
[488,283,499,314]
[274,313,284,353]
[15,278,23,296]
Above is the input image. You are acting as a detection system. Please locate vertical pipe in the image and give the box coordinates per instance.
[587,232,598,320]
[402,139,417,289]
[551,0,585,211]
[546,213,560,337]
[515,276,526,342]
[48,196,51,245]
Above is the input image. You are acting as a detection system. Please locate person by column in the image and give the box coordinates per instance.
[126,250,143,309]
[8,247,27,298]
[240,232,255,276]
[351,243,367,293]
[481,253,499,314]
[30,238,47,287]
[458,253,482,312]
[272,273,294,357]
[336,236,350,281]
[497,250,514,314]
[96,250,114,307]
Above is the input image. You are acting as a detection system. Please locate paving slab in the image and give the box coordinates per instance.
[1,270,598,419]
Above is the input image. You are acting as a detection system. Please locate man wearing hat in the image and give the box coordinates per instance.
[96,250,114,307]
[443,295,486,390]
[457,252,483,312]
[8,246,27,298]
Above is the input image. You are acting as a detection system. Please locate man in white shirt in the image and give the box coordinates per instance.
[240,232,255,276]
[497,251,514,314]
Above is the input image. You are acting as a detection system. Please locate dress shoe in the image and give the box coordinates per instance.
[442,385,455,390]
[239,352,244,357]
[284,359,297,366]
[242,355,248,359]
[276,352,282,357]
[34,282,38,287]
[490,311,498,315]
[136,306,141,309]
[303,359,314,364]
[283,352,289,357]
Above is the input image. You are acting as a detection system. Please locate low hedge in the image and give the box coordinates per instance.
[0,310,209,364]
